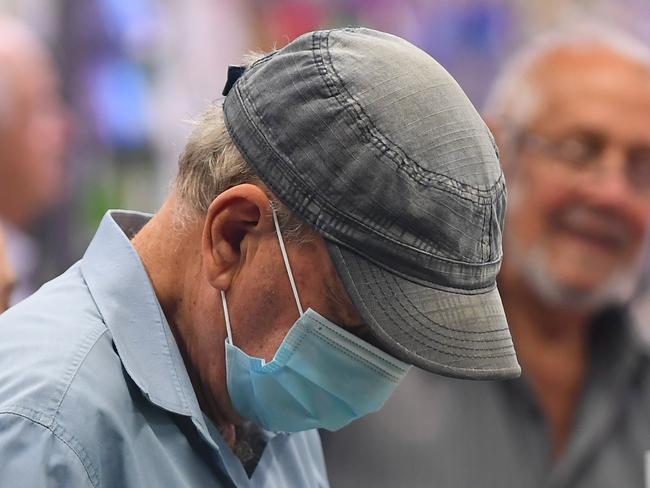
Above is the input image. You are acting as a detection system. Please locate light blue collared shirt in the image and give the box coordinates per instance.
[0,210,328,487]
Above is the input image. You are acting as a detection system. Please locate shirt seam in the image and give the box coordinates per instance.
[53,328,110,420]
[0,409,98,487]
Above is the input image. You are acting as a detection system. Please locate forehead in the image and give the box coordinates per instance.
[0,31,58,102]
[528,47,650,141]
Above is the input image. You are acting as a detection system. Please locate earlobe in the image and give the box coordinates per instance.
[201,184,273,290]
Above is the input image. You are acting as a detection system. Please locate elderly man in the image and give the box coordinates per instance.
[0,226,15,313]
[322,27,650,488]
[0,16,67,304]
[0,28,518,487]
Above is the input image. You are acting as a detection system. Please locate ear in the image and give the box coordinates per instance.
[202,184,274,290]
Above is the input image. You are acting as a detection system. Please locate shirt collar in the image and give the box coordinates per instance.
[80,210,200,417]
[80,210,288,484]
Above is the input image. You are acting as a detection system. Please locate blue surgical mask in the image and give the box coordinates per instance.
[221,209,410,433]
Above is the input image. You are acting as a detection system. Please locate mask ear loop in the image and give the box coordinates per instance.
[221,290,234,345]
[271,208,304,316]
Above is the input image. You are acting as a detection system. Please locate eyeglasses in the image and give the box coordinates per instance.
[517,131,650,194]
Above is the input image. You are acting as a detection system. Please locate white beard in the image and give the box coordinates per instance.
[511,239,642,312]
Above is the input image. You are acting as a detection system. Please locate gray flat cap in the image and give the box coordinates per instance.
[223,27,520,380]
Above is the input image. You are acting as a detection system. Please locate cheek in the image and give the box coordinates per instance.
[228,259,297,362]
[291,244,346,322]
[28,117,67,189]
[506,175,564,248]
[621,203,650,256]
[0,124,53,196]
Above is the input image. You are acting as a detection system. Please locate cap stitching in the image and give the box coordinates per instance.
[332,241,500,293]
[228,86,501,274]
[331,245,517,376]
[380,284,515,351]
[319,29,499,198]
[226,48,502,275]
[365,261,516,358]
[316,29,497,204]
[231,60,502,269]
[316,29,503,200]
[391,273,510,337]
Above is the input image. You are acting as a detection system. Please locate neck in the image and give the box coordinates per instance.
[131,201,183,319]
[131,197,236,444]
[499,269,592,457]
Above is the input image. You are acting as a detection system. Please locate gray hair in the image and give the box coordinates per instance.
[174,53,311,242]
[483,22,650,132]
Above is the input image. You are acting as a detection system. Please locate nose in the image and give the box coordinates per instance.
[581,147,631,204]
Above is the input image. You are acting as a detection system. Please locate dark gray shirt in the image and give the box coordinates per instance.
[322,309,650,488]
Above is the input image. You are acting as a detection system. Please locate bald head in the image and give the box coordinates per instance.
[0,16,67,229]
[484,25,650,134]
[522,46,650,149]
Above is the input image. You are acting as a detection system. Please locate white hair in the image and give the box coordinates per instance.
[483,22,650,131]
[174,51,311,242]
[511,233,642,311]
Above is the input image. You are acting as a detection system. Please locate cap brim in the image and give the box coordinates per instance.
[326,242,520,380]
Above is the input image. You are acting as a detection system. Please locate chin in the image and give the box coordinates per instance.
[522,247,641,312]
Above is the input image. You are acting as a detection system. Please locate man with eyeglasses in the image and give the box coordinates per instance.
[322,26,650,488]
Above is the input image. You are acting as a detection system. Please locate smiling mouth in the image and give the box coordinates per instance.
[553,207,632,254]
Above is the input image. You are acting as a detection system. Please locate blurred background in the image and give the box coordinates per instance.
[1,0,649,302]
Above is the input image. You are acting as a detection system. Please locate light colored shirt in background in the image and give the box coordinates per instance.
[0,224,14,312]
[0,210,328,487]
[0,219,38,305]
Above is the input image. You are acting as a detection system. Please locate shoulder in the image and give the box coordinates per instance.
[0,409,97,487]
[0,262,126,429]
[0,263,144,485]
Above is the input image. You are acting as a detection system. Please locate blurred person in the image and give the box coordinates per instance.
[322,26,650,488]
[0,226,15,313]
[0,16,67,304]
[0,28,519,487]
